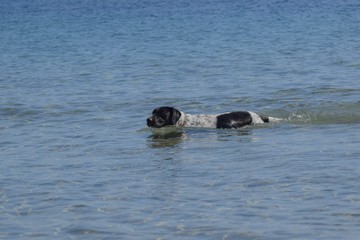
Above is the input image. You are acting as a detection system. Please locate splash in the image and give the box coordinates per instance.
[270,102,360,125]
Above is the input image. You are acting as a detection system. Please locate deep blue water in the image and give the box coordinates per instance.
[1,0,360,239]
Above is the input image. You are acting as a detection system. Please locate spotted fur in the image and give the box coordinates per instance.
[147,106,280,129]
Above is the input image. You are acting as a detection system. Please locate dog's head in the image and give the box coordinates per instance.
[147,107,182,128]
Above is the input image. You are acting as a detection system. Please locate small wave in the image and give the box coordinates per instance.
[65,226,109,235]
[0,107,41,118]
[267,102,360,125]
[287,111,360,124]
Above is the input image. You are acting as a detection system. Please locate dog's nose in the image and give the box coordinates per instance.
[147,118,152,127]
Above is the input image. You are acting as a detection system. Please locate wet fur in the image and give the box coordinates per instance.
[147,106,274,129]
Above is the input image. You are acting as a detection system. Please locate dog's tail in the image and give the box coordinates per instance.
[260,115,282,123]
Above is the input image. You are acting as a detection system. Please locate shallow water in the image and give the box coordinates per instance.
[1,0,360,239]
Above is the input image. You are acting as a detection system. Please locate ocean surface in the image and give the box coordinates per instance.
[1,0,360,239]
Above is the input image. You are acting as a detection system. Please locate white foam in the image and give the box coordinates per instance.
[268,116,283,123]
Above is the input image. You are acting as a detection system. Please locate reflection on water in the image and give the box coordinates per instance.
[147,128,186,148]
[147,127,256,148]
[216,129,252,141]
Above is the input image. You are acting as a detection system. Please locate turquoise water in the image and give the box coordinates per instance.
[1,0,360,239]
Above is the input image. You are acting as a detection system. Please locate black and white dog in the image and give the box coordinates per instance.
[147,106,281,129]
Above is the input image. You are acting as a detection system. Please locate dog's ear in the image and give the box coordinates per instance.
[152,107,161,115]
[170,108,181,124]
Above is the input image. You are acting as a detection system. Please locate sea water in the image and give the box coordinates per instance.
[1,0,360,239]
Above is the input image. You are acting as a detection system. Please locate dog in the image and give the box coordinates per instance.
[147,106,281,129]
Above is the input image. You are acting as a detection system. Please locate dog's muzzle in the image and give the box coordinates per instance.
[147,117,153,127]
